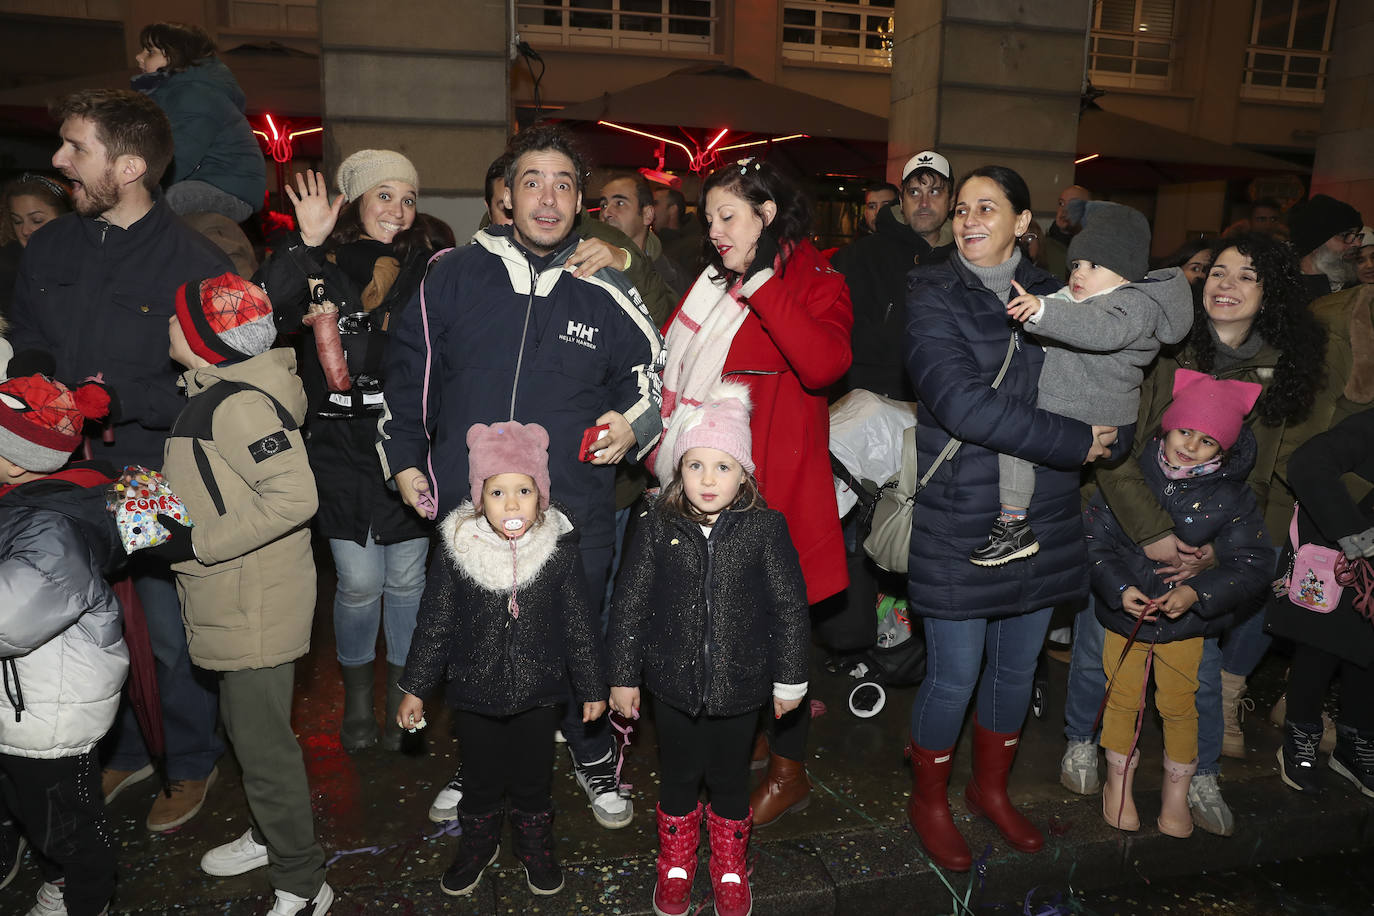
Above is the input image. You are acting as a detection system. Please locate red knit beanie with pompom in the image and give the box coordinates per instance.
[0,375,110,472]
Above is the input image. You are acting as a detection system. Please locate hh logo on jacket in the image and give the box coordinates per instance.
[560,320,600,350]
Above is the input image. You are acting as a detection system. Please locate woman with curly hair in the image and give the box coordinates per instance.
[1062,231,1349,836]
[132,22,264,220]
[654,157,853,828]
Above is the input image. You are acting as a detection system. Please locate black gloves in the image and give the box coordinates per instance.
[142,516,196,564]
[742,230,778,286]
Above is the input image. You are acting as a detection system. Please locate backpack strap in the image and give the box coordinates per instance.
[170,380,298,517]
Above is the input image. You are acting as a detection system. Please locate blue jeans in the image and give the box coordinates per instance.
[910,607,1053,749]
[330,534,429,667]
[560,542,615,765]
[104,569,223,781]
[1064,599,1106,742]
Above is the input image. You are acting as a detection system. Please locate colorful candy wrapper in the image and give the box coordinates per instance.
[109,466,193,554]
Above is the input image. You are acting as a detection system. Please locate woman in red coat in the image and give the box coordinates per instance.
[655,157,853,826]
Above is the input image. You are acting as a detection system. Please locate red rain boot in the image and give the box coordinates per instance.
[653,803,701,916]
[705,805,752,916]
[964,721,1044,853]
[905,739,972,872]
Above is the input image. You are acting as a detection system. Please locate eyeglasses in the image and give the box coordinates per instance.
[1340,230,1362,243]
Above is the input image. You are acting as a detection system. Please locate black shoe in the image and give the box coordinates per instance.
[970,517,1040,566]
[1277,720,1323,793]
[510,807,564,895]
[0,819,25,891]
[1329,723,1374,798]
[440,807,504,896]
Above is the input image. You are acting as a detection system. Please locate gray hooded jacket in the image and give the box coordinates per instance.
[1025,266,1194,425]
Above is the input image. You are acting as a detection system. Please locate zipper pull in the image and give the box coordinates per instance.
[1163,481,1176,496]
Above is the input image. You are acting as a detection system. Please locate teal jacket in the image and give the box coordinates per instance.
[134,58,265,209]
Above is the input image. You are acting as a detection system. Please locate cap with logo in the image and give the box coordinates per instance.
[902,150,952,184]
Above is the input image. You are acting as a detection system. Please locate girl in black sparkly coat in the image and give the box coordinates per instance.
[396,421,606,900]
[607,381,809,916]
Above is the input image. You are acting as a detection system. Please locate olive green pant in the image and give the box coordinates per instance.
[220,663,326,898]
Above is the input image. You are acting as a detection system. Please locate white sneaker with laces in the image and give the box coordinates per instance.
[268,882,335,916]
[1187,772,1235,836]
[27,881,65,916]
[428,773,464,823]
[1059,739,1101,795]
[571,746,633,829]
[201,828,270,877]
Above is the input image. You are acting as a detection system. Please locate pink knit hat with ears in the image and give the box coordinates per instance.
[671,380,755,473]
[1161,368,1262,449]
[466,421,551,509]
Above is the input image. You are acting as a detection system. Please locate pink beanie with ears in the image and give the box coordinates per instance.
[466,421,551,509]
[671,380,755,472]
[1160,368,1262,449]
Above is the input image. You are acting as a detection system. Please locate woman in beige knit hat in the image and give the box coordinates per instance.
[255,151,453,757]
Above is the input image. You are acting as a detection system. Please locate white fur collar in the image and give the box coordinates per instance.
[440,502,573,592]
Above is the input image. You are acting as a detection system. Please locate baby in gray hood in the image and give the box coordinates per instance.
[971,199,1195,567]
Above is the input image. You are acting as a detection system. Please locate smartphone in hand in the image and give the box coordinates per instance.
[579,424,610,462]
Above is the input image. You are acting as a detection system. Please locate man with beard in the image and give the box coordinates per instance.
[380,123,662,834]
[1043,184,1092,280]
[8,89,231,833]
[831,150,954,400]
[1288,194,1363,300]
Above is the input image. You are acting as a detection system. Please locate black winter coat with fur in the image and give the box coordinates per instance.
[399,504,606,716]
[607,499,810,717]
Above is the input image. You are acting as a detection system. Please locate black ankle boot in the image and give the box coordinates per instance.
[441,807,503,896]
[510,807,564,895]
[381,662,407,751]
[339,663,378,751]
[1277,719,1323,793]
[970,516,1040,566]
[1329,723,1374,798]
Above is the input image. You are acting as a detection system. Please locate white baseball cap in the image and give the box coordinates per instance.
[902,150,951,183]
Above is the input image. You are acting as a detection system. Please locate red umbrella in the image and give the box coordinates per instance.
[112,576,165,765]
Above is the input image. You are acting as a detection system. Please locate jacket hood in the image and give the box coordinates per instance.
[439,501,576,591]
[180,348,307,425]
[1133,267,1195,345]
[0,463,123,574]
[134,58,246,111]
[477,224,583,272]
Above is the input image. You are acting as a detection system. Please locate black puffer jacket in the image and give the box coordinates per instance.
[1088,430,1272,642]
[256,233,430,545]
[398,504,605,716]
[607,499,810,717]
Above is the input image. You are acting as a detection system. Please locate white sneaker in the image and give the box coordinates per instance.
[201,828,269,877]
[554,729,567,743]
[1060,739,1102,795]
[571,747,633,829]
[1187,773,1234,836]
[27,881,65,916]
[268,882,335,915]
[428,773,463,823]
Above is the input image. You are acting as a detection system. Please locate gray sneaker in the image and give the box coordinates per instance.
[570,746,633,829]
[1060,739,1101,795]
[1187,772,1234,836]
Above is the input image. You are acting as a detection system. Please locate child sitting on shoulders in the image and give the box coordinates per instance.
[1085,370,1271,837]
[973,200,1194,566]
[607,381,810,916]
[396,420,606,899]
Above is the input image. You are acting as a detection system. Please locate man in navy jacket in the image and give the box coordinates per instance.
[379,123,662,831]
[9,89,231,834]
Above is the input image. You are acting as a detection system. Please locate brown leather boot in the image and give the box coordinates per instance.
[750,752,811,828]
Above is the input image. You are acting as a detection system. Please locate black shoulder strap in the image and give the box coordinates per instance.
[170,380,298,517]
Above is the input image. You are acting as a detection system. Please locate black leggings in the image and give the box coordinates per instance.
[1288,642,1374,731]
[453,705,560,815]
[0,749,116,916]
[653,695,757,820]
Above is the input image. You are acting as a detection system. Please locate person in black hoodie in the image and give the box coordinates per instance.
[396,421,605,899]
[831,150,955,400]
[1086,370,1271,838]
[0,374,123,916]
[256,151,446,754]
